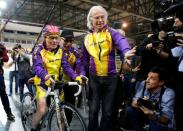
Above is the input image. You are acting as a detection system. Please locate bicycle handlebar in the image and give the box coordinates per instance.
[68,82,82,97]
[45,81,82,98]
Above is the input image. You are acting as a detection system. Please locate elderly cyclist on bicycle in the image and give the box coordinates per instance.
[31,25,85,131]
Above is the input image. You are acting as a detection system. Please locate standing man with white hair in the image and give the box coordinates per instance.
[82,5,135,131]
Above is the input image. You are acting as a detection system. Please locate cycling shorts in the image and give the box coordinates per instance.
[35,85,64,100]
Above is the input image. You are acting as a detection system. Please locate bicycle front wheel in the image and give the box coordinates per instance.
[48,102,87,131]
[21,92,36,131]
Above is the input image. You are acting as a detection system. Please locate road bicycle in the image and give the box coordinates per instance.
[21,81,87,131]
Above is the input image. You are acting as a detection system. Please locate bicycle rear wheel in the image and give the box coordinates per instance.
[48,102,87,131]
[21,92,36,131]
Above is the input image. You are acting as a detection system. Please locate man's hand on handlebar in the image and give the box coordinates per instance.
[45,74,56,87]
[75,75,88,85]
[80,75,88,84]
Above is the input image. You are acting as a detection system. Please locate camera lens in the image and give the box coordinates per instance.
[18,45,21,49]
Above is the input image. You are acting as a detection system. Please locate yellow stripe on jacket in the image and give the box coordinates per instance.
[63,52,76,82]
[84,30,112,76]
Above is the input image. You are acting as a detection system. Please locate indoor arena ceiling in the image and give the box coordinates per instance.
[0,0,180,42]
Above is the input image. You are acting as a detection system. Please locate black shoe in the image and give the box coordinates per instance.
[7,113,15,121]
[8,93,12,96]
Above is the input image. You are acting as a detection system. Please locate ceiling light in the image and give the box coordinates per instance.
[158,18,164,22]
[122,22,128,28]
[166,16,174,20]
[138,23,143,26]
[0,1,7,10]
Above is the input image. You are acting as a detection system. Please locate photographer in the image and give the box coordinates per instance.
[13,44,33,101]
[135,27,177,88]
[171,13,183,131]
[124,67,175,131]
[0,43,15,121]
[5,45,21,96]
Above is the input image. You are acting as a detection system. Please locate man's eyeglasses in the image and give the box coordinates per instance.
[92,15,105,20]
[47,36,59,40]
[64,39,74,43]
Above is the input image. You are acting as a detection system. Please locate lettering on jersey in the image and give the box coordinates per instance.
[47,58,61,63]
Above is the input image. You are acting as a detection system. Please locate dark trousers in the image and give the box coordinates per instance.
[64,85,77,124]
[9,71,19,94]
[19,78,33,101]
[0,75,12,115]
[64,85,77,105]
[125,106,171,131]
[175,72,183,131]
[88,73,117,131]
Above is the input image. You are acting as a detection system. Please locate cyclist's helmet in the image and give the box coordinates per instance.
[42,25,59,36]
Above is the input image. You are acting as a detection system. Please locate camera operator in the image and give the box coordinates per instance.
[135,26,177,88]
[0,43,15,121]
[13,44,33,101]
[124,67,175,131]
[170,13,183,131]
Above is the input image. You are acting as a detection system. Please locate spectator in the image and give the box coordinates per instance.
[0,43,15,121]
[5,46,19,96]
[171,13,183,131]
[124,67,175,131]
[135,28,177,89]
[15,45,33,101]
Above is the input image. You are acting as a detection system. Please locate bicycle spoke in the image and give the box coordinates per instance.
[49,103,87,131]
[21,92,36,131]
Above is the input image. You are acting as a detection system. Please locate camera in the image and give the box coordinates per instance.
[16,44,21,49]
[148,19,183,49]
[155,1,183,47]
[137,98,158,110]
[135,34,162,56]
[152,40,161,47]
[150,34,162,48]
[17,44,21,49]
[13,44,22,50]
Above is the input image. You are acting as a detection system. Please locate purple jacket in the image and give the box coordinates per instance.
[82,27,130,76]
[33,43,79,87]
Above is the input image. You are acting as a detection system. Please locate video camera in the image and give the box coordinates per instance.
[137,98,158,110]
[13,44,21,50]
[12,44,22,53]
[135,33,163,56]
[154,1,183,47]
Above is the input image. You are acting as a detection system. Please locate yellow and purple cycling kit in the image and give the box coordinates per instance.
[82,26,130,76]
[33,43,79,99]
[62,47,84,82]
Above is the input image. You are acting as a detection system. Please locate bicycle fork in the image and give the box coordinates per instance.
[54,90,70,131]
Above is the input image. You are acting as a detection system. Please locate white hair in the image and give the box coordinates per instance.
[87,6,108,30]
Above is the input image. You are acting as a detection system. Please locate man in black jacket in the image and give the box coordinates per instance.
[14,45,33,101]
[0,43,15,121]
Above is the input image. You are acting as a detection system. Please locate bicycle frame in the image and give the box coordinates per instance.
[22,81,82,131]
[40,81,81,131]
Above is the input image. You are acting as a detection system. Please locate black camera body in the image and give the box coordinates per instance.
[164,26,183,47]
[13,44,22,51]
[135,33,160,56]
[152,40,161,48]
[17,44,21,49]
[137,98,158,110]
